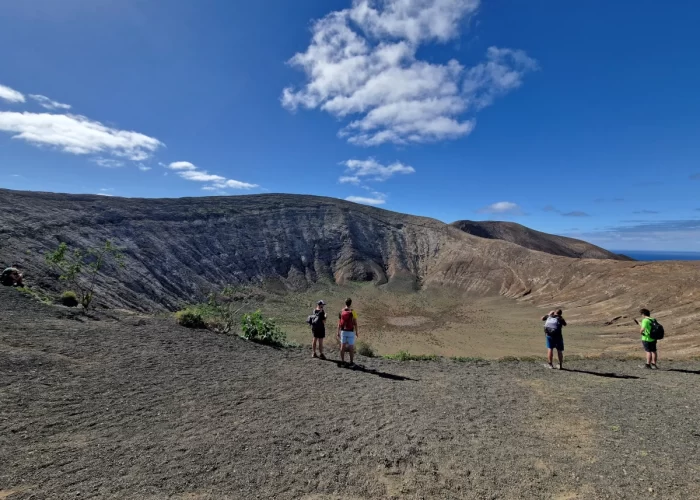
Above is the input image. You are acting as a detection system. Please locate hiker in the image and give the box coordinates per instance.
[541,309,566,369]
[1,266,23,287]
[637,308,662,369]
[309,300,327,360]
[337,298,359,366]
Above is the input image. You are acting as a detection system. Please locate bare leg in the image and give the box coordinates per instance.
[651,351,658,367]
[646,352,652,366]
[547,348,554,365]
[349,345,355,364]
[340,343,346,363]
[557,349,564,369]
[312,337,318,356]
[318,338,324,356]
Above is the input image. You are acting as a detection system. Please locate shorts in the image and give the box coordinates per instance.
[312,329,326,339]
[546,333,564,351]
[642,340,657,353]
[340,331,356,346]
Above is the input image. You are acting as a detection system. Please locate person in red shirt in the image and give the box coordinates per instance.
[337,298,359,366]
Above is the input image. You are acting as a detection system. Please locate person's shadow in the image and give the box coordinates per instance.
[320,358,417,381]
[562,368,640,380]
[667,368,700,375]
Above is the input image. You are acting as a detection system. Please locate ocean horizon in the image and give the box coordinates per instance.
[611,250,700,261]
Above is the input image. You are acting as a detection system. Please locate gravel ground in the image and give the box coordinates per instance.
[1,287,700,499]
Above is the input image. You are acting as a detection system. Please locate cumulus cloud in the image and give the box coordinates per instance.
[167,161,258,190]
[477,201,523,215]
[341,158,415,182]
[282,0,536,146]
[0,83,25,103]
[29,94,71,110]
[0,111,163,161]
[138,164,151,171]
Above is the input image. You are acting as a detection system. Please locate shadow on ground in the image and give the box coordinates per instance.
[563,368,640,380]
[667,368,700,375]
[321,358,417,381]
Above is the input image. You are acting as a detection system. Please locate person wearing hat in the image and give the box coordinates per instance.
[309,300,328,359]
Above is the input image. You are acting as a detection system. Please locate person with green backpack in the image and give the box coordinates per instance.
[636,308,664,370]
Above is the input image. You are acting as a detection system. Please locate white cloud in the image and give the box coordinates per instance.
[138,164,151,171]
[92,157,125,168]
[342,158,415,181]
[179,170,226,182]
[167,161,197,170]
[167,160,258,190]
[282,0,536,146]
[0,111,163,161]
[0,84,25,103]
[346,195,387,205]
[477,201,523,215]
[29,94,71,110]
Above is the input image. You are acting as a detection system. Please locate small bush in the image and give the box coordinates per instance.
[176,309,207,329]
[240,310,287,346]
[60,291,79,307]
[356,341,375,358]
[384,351,439,361]
[451,356,484,363]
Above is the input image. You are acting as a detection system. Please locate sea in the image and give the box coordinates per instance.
[613,250,700,262]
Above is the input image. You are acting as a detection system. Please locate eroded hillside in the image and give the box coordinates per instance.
[1,189,699,346]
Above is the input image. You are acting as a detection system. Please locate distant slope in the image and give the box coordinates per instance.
[2,189,700,339]
[450,220,629,260]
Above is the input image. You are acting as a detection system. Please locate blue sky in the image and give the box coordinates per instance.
[1,0,699,251]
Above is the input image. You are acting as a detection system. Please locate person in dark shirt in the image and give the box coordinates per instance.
[310,300,328,360]
[541,309,567,369]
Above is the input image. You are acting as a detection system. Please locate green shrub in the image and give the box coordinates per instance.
[356,341,375,358]
[384,351,439,361]
[451,356,484,363]
[240,310,287,346]
[60,291,79,307]
[176,309,207,329]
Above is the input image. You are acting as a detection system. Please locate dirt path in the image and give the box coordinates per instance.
[1,288,700,499]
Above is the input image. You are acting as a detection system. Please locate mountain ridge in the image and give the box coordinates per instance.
[1,189,699,340]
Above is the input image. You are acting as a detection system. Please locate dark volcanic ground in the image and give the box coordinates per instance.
[1,287,700,499]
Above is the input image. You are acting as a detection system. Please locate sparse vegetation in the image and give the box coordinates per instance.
[384,351,439,361]
[60,291,79,307]
[176,308,207,329]
[451,356,485,363]
[240,310,287,346]
[356,341,375,358]
[45,241,124,313]
[17,286,52,305]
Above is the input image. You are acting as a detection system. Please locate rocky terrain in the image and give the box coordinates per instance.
[1,189,700,352]
[451,220,630,260]
[2,286,700,499]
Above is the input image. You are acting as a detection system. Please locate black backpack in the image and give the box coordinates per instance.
[649,319,665,340]
[307,310,324,332]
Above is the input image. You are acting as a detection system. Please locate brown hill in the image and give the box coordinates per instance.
[451,220,629,260]
[1,188,699,351]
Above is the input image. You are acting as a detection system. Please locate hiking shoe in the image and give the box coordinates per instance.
[312,353,318,359]
[544,363,554,369]
[641,364,651,370]
[557,364,563,370]
[319,354,327,360]
[651,364,658,370]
